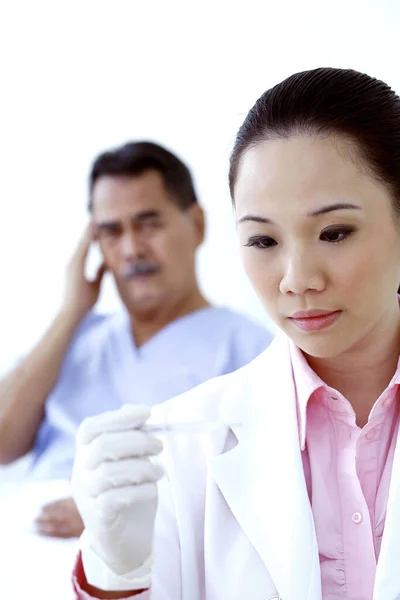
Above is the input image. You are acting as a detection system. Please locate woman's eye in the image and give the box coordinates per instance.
[320,227,355,243]
[244,236,277,249]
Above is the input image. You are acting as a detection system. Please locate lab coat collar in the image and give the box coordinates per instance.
[211,333,322,600]
[373,413,400,599]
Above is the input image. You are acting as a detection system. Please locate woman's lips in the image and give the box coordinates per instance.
[289,311,341,332]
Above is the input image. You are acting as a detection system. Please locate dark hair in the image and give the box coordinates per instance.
[89,141,198,211]
[229,67,400,215]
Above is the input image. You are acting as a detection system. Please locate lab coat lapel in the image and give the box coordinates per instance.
[211,334,321,600]
[374,417,400,599]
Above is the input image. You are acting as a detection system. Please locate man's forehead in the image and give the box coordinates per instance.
[91,174,176,218]
[93,172,167,200]
[95,208,164,226]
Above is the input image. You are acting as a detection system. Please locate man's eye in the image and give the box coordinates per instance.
[320,227,355,243]
[142,220,162,230]
[100,227,120,238]
[244,236,277,249]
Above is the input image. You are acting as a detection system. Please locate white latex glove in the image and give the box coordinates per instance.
[71,404,164,591]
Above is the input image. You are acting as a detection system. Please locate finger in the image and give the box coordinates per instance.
[36,504,70,523]
[73,223,95,264]
[35,512,65,529]
[94,263,107,284]
[36,520,59,537]
[35,514,62,527]
[91,221,100,240]
[83,429,163,469]
[38,505,65,520]
[96,482,159,521]
[77,404,151,445]
[39,499,74,520]
[36,520,75,538]
[87,457,164,497]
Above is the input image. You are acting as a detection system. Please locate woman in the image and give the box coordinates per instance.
[71,68,400,600]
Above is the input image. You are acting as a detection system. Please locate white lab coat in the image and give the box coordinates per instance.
[139,333,400,600]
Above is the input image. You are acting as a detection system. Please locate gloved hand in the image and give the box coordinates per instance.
[71,404,164,591]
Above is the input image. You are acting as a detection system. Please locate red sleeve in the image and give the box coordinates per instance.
[71,552,150,599]
[72,552,94,599]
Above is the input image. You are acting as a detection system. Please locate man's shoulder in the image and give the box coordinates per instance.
[151,344,270,423]
[207,307,274,364]
[67,310,126,358]
[222,307,271,334]
[75,310,111,332]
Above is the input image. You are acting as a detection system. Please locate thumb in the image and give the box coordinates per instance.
[74,224,95,266]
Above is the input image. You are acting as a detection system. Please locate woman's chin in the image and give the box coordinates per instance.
[285,327,352,360]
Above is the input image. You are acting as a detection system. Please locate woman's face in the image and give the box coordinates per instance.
[234,135,400,358]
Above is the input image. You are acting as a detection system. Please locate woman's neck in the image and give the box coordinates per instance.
[306,311,400,428]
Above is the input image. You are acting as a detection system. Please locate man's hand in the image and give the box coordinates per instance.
[35,497,84,538]
[63,223,106,318]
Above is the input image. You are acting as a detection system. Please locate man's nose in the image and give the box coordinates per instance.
[119,231,145,258]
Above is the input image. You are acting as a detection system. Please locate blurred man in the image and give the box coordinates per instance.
[0,141,272,538]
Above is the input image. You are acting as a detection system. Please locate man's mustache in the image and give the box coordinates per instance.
[120,261,161,280]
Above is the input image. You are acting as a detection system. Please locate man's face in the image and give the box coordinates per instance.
[91,170,204,314]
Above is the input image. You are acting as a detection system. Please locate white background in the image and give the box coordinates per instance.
[0,0,399,360]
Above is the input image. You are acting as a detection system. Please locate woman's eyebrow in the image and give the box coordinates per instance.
[237,215,274,225]
[307,202,361,217]
[237,202,361,225]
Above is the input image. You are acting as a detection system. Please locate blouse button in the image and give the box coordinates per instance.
[352,512,363,524]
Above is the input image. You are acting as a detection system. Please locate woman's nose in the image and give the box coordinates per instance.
[279,253,325,295]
